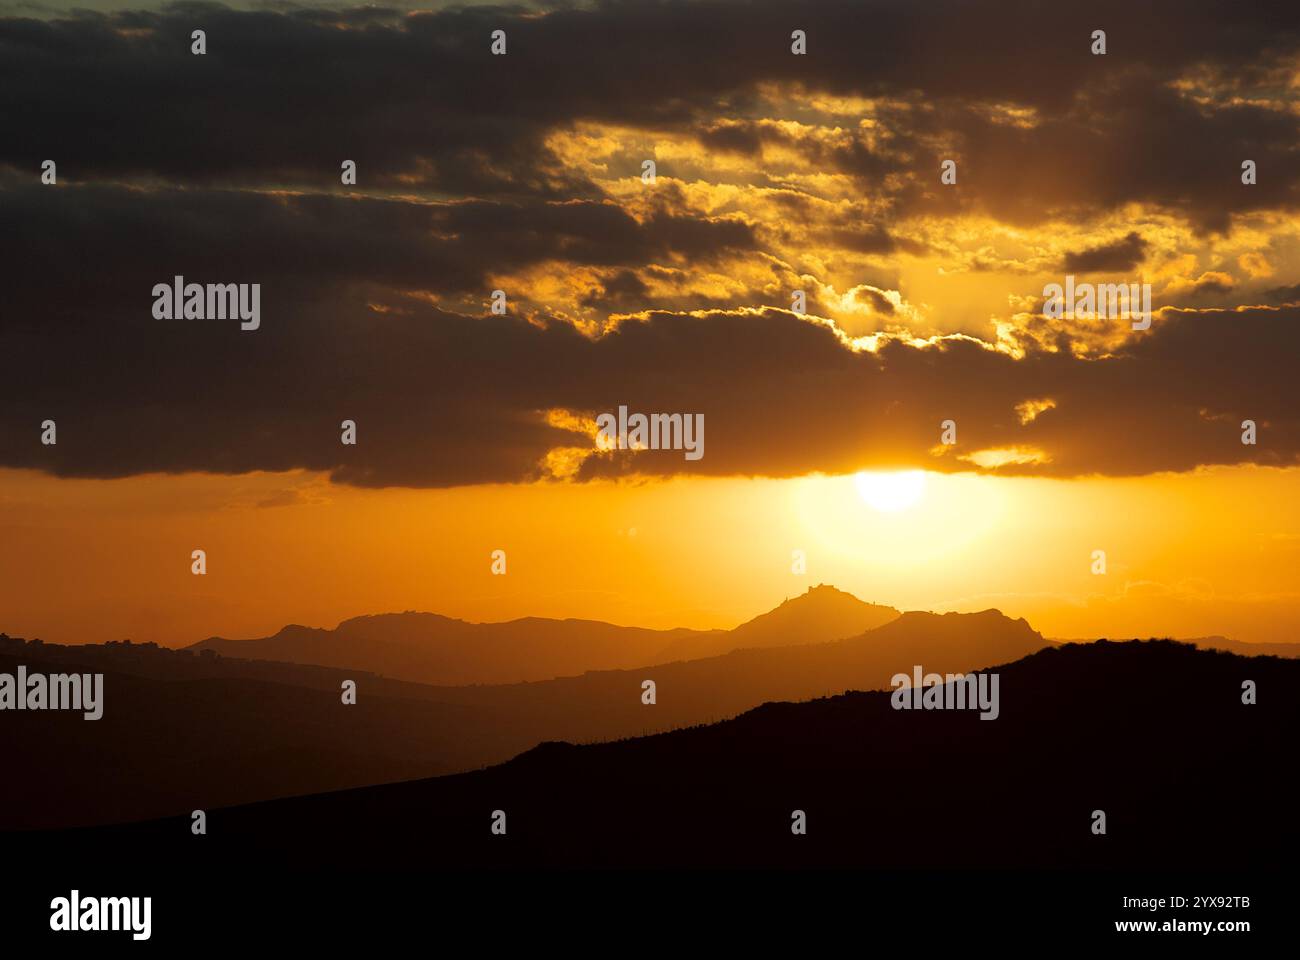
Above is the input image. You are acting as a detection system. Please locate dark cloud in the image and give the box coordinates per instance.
[25,291,1300,484]
[697,120,767,156]
[1184,274,1236,297]
[2,181,1295,485]
[827,225,908,256]
[934,77,1300,233]
[3,1,1297,227]
[1062,232,1148,273]
[580,269,649,310]
[1,179,755,317]
[3,1,1299,487]
[850,286,895,314]
[1265,283,1300,303]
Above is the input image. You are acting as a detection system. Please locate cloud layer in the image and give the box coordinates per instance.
[2,0,1298,485]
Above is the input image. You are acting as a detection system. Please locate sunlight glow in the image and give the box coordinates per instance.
[854,470,928,513]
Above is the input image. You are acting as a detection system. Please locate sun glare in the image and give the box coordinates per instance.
[854,470,928,513]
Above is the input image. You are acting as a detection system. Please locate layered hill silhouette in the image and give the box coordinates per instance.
[29,640,1299,870]
[0,643,511,830]
[186,585,899,685]
[188,615,717,686]
[653,584,899,661]
[1144,636,1300,658]
[2,591,1036,830]
[417,607,1049,745]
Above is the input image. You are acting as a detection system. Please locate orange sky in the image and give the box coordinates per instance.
[3,463,1296,646]
[3,4,1298,652]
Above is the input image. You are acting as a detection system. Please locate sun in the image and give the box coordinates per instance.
[854,470,928,513]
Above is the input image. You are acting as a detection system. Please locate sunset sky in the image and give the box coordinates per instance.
[1,0,1297,646]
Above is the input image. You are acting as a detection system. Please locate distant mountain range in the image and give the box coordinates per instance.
[413,606,1049,746]
[1052,635,1300,658]
[185,584,900,685]
[5,586,1294,834]
[33,640,1300,870]
[1,587,1026,829]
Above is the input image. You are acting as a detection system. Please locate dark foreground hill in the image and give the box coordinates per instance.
[185,585,899,685]
[0,646,514,829]
[23,640,1298,870]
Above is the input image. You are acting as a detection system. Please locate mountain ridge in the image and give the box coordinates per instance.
[1,601,1044,830]
[186,584,900,685]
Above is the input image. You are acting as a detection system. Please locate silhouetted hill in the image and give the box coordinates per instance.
[418,608,1049,743]
[0,607,1043,829]
[1050,635,1300,658]
[186,586,900,685]
[1182,636,1300,658]
[0,632,443,694]
[0,645,538,830]
[654,584,898,661]
[187,614,723,685]
[31,640,1298,870]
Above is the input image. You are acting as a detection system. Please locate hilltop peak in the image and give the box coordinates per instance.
[729,585,900,646]
[772,582,890,609]
[798,583,867,600]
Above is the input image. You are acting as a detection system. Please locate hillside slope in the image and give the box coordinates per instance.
[39,640,1299,870]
